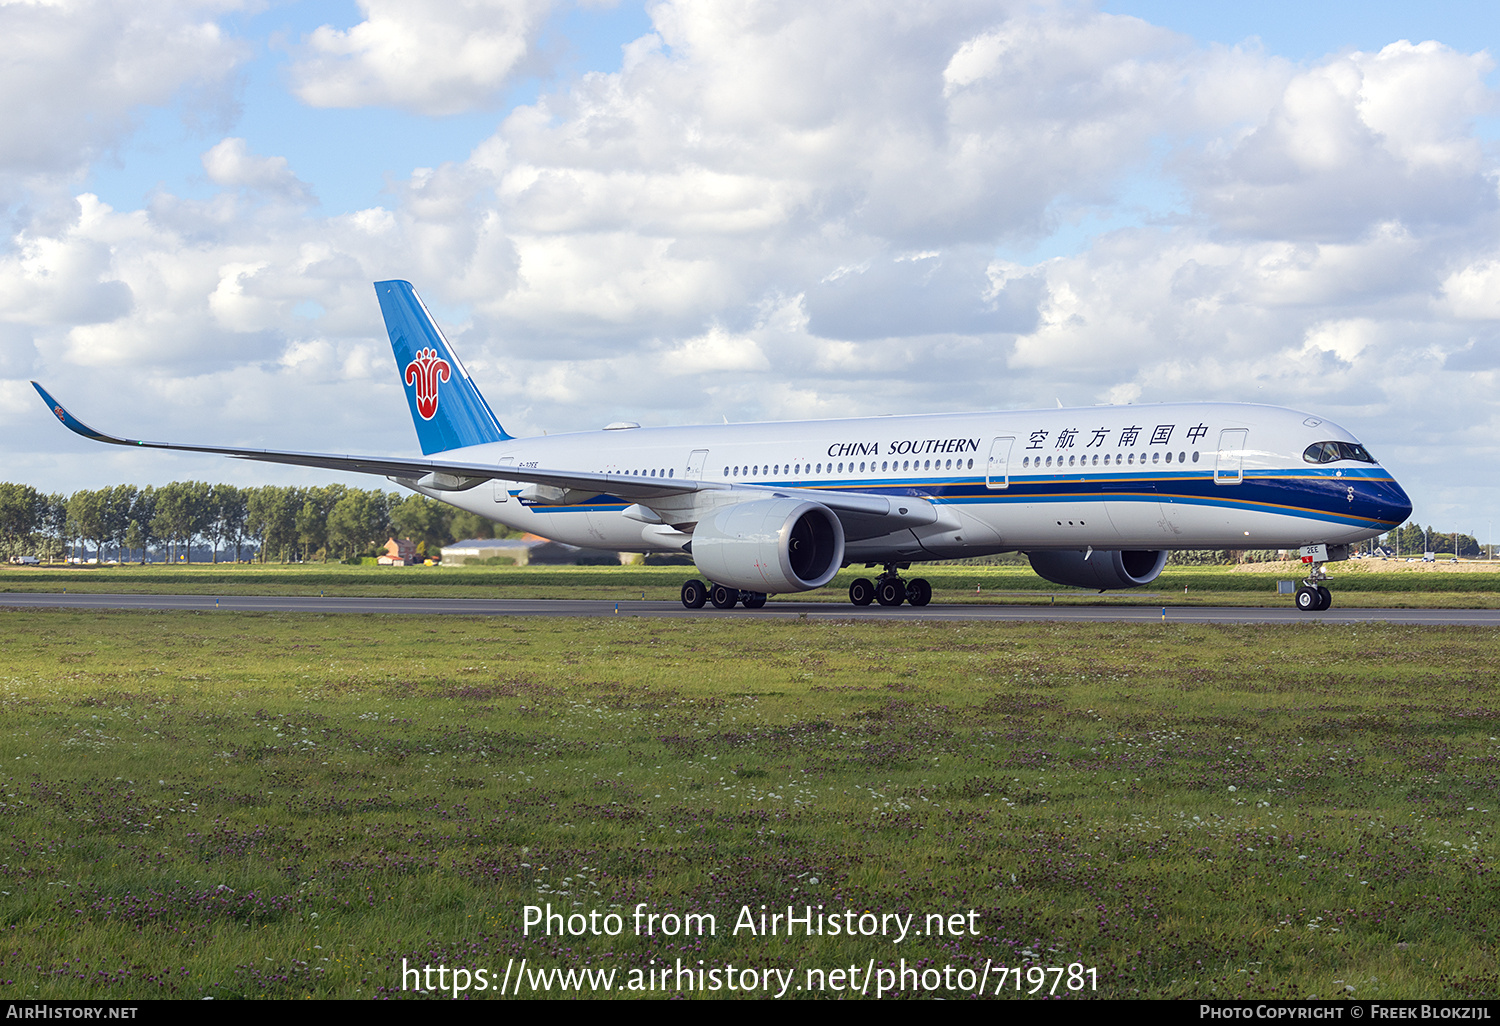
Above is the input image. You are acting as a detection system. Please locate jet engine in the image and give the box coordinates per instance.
[1027,549,1169,590]
[691,498,845,593]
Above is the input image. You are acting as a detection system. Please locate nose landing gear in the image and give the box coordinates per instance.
[1295,583,1331,611]
[1293,543,1348,612]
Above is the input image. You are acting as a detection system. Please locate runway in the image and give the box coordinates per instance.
[2,592,1498,625]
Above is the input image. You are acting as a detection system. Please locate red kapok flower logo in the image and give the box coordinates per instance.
[404,347,451,420]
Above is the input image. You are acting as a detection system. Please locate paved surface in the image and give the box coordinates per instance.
[2,592,1498,625]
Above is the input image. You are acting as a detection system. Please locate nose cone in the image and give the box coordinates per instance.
[1377,472,1413,526]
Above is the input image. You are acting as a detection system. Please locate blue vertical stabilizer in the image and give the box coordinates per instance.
[375,280,510,454]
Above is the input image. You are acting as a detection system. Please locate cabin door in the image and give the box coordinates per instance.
[986,436,1015,490]
[1214,429,1248,486]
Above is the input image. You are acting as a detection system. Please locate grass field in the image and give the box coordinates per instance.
[0,610,1495,999]
[3,560,1498,608]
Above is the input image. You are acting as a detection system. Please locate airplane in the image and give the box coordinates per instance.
[34,279,1412,613]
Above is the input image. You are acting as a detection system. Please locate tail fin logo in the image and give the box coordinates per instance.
[404,347,451,420]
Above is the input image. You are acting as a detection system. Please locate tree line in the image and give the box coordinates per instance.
[1380,524,1483,558]
[0,482,511,564]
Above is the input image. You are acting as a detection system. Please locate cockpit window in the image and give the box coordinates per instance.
[1303,440,1375,464]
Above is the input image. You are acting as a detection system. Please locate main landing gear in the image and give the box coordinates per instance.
[848,564,931,608]
[680,579,766,610]
[678,563,933,611]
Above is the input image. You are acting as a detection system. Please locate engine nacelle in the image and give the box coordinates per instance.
[691,499,845,593]
[1027,549,1169,590]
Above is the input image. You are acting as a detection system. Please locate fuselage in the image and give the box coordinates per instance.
[412,401,1411,562]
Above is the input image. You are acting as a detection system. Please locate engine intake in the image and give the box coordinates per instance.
[1027,549,1169,590]
[692,499,845,593]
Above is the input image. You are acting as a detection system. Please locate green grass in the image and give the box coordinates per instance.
[3,561,1496,607]
[0,611,1496,999]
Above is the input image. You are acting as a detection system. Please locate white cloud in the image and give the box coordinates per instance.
[290,0,555,116]
[657,326,769,376]
[5,1,1499,526]
[201,138,313,204]
[0,0,245,194]
[1441,260,1500,320]
[1188,41,1496,241]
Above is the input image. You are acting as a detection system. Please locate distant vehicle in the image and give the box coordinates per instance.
[33,280,1413,613]
[10,555,39,565]
[1423,552,1436,562]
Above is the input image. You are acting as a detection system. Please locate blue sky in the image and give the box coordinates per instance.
[85,2,658,216]
[85,2,1500,229]
[5,0,1500,537]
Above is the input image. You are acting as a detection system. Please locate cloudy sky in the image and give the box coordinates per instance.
[5,0,1499,539]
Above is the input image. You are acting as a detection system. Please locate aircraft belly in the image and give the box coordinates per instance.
[845,531,928,562]
[521,510,599,549]
[580,509,636,548]
[1103,495,1172,547]
[911,504,1004,557]
[1040,500,1111,547]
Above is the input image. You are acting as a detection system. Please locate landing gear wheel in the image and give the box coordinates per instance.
[906,578,932,607]
[1295,586,1321,612]
[875,578,905,607]
[710,584,739,609]
[681,579,707,609]
[1317,586,1332,611]
[849,578,875,606]
[741,592,767,609]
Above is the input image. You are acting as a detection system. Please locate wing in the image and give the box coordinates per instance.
[33,382,939,537]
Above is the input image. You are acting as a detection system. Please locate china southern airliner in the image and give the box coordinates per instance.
[34,280,1412,613]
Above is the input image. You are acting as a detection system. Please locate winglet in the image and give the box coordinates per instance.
[31,382,136,446]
